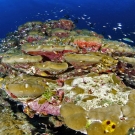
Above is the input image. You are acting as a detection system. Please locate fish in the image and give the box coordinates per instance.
[83,14,87,16]
[117,23,122,27]
[89,23,96,29]
[123,38,134,43]
[60,9,64,12]
[131,32,135,34]
[81,17,85,20]
[117,27,122,29]
[108,35,112,39]
[113,27,117,31]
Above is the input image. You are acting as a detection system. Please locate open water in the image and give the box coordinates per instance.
[0,0,135,45]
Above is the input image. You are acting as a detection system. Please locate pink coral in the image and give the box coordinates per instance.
[28,100,60,116]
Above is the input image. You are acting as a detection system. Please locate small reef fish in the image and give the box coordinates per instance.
[131,32,135,34]
[117,23,122,27]
[117,27,122,29]
[113,27,117,31]
[81,17,85,20]
[89,23,96,29]
[108,35,112,39]
[123,38,134,43]
[83,14,87,16]
[60,9,64,12]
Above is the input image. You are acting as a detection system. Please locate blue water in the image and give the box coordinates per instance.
[0,0,135,45]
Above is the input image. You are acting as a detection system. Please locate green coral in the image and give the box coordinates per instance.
[42,88,55,100]
[42,82,57,100]
[85,120,91,129]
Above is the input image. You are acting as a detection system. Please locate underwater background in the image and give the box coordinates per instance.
[0,0,135,45]
[0,1,135,135]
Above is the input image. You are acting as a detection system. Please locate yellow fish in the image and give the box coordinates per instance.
[102,120,116,133]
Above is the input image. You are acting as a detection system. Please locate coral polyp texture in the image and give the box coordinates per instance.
[0,19,135,135]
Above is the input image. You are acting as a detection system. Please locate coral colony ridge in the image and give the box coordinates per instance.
[0,19,135,135]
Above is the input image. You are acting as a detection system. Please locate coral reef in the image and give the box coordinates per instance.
[0,19,135,134]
